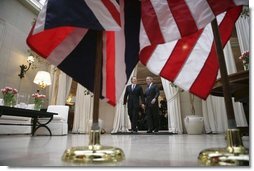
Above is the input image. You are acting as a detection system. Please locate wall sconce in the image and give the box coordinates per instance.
[33,71,52,89]
[18,54,35,79]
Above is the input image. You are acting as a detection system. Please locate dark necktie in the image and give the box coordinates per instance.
[132,84,135,91]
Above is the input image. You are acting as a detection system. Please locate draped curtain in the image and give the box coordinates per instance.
[111,67,137,133]
[56,71,72,105]
[48,66,72,105]
[48,66,59,105]
[161,78,183,134]
[202,16,249,133]
[235,15,250,52]
[72,84,94,133]
[111,89,131,133]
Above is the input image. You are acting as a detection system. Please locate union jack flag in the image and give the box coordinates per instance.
[27,0,140,105]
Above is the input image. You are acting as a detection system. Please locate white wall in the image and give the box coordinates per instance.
[0,0,50,104]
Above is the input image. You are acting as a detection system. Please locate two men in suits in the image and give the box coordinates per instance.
[144,76,160,133]
[124,76,145,132]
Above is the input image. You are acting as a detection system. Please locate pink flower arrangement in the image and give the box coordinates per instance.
[1,86,18,95]
[239,51,249,70]
[32,92,46,99]
[32,92,46,110]
[1,86,18,106]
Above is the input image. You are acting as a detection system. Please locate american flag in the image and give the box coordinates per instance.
[139,0,248,99]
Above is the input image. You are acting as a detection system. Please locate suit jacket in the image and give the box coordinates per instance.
[124,84,145,109]
[144,83,160,108]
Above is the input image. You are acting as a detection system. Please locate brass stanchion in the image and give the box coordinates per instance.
[62,130,125,163]
[62,31,125,163]
[198,129,249,166]
[198,18,249,166]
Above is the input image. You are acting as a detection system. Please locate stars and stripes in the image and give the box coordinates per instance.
[139,0,248,99]
[140,0,248,48]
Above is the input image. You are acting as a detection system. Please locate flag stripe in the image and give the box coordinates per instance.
[102,32,107,98]
[184,0,215,29]
[150,0,181,42]
[146,42,177,75]
[139,21,151,50]
[105,31,116,104]
[139,45,157,65]
[219,6,243,44]
[173,22,215,91]
[27,26,75,57]
[141,0,165,44]
[101,0,121,27]
[167,0,198,37]
[160,30,202,81]
[84,0,120,30]
[189,6,243,98]
[33,0,47,34]
[206,0,236,16]
[189,44,219,98]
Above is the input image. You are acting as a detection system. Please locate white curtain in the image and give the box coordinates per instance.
[48,66,72,105]
[235,15,250,52]
[161,78,183,134]
[72,84,94,133]
[111,67,137,133]
[48,66,59,105]
[56,71,72,105]
[202,96,228,133]
[202,39,248,133]
[234,15,250,126]
[111,90,131,133]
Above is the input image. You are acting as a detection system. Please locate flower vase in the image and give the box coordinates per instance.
[34,103,42,111]
[244,64,249,71]
[32,93,46,111]
[4,98,13,107]
[1,87,18,107]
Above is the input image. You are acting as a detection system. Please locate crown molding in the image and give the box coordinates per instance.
[17,0,41,15]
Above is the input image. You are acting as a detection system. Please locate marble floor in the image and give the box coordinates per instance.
[0,133,250,167]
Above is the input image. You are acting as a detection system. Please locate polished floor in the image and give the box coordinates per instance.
[0,133,249,167]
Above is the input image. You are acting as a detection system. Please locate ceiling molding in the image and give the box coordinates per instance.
[17,0,40,15]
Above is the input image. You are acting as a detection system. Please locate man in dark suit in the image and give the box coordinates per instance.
[124,76,145,133]
[144,76,160,133]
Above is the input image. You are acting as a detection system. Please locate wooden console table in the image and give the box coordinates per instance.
[210,70,249,101]
[0,106,57,136]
